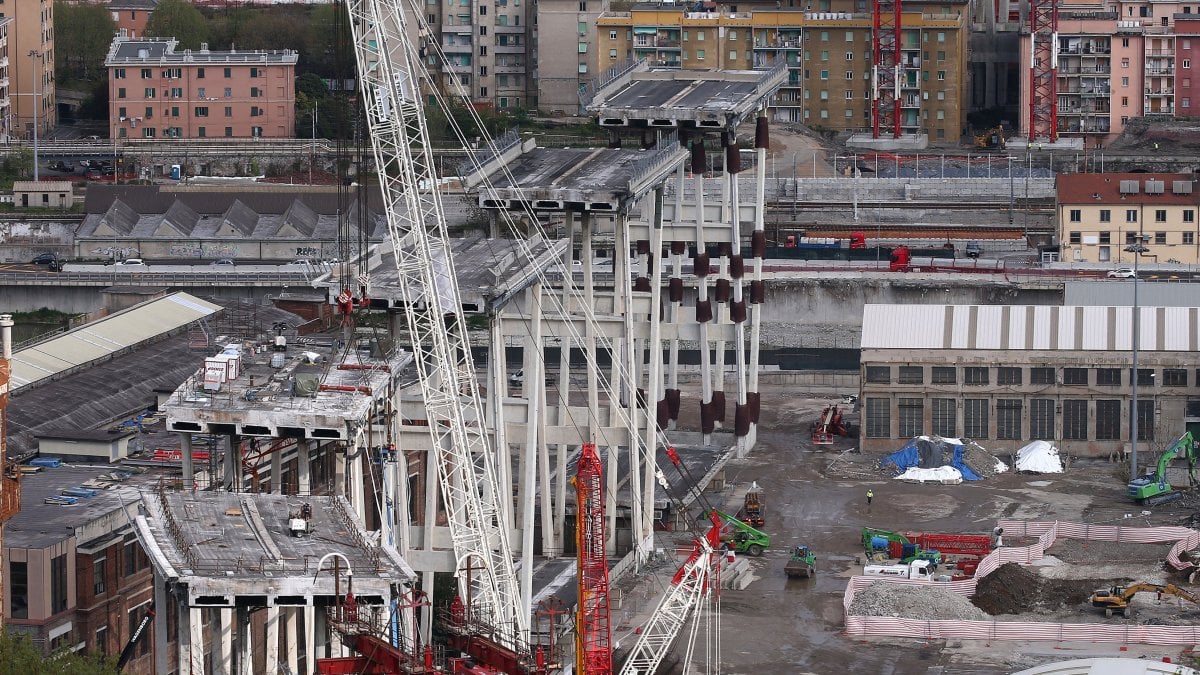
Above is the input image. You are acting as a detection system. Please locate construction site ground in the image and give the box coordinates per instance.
[609,382,1200,674]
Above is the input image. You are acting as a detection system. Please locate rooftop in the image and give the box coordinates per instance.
[6,465,161,550]
[104,37,298,66]
[135,490,413,606]
[588,64,788,130]
[1057,173,1197,205]
[13,181,72,192]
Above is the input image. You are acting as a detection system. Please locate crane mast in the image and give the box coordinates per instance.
[344,0,526,645]
[575,443,613,675]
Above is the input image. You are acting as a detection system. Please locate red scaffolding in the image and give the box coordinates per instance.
[574,443,612,675]
[872,0,902,139]
[1028,0,1058,141]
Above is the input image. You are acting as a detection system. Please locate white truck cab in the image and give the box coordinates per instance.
[863,559,936,580]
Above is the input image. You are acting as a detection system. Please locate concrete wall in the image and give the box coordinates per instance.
[0,221,81,262]
[0,283,285,313]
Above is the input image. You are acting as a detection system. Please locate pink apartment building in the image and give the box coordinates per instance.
[103,36,297,140]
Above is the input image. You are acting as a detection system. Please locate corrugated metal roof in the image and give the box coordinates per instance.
[1064,280,1200,307]
[10,292,221,390]
[861,304,1200,352]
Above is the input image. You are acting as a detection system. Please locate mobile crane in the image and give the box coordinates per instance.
[1090,582,1200,618]
[1128,431,1198,505]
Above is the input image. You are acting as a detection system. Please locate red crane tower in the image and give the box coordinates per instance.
[1028,0,1059,142]
[872,0,902,139]
[574,443,612,675]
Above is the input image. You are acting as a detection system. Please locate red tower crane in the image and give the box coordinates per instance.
[872,0,902,139]
[1028,0,1059,142]
[574,443,612,675]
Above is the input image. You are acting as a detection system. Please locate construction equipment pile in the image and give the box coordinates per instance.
[848,582,988,621]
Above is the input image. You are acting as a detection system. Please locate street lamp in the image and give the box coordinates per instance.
[28,49,42,182]
[1125,233,1150,480]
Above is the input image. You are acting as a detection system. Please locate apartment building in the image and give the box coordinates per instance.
[1058,172,1200,265]
[427,0,533,110]
[103,36,297,140]
[537,0,607,114]
[11,0,55,139]
[0,18,14,144]
[107,0,156,40]
[595,3,969,140]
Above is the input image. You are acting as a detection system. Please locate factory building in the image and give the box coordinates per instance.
[859,303,1200,458]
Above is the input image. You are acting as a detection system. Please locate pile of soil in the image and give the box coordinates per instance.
[971,563,1106,615]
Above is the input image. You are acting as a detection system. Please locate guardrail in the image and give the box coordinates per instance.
[0,270,313,285]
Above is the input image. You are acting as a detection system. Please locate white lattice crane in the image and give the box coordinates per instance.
[343,0,526,646]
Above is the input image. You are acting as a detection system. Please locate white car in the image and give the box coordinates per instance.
[210,258,235,266]
[114,258,146,266]
[1106,268,1137,279]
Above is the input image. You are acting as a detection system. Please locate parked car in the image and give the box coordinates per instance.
[210,258,235,266]
[47,161,74,173]
[964,242,983,258]
[113,258,146,266]
[1107,268,1137,279]
[30,252,57,265]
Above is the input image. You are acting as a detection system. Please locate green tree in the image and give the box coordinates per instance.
[144,0,209,49]
[53,1,117,85]
[0,630,118,674]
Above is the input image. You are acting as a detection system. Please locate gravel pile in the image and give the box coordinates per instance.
[960,440,1004,478]
[849,581,988,621]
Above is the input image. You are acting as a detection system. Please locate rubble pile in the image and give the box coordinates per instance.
[959,441,1006,478]
[971,563,1104,615]
[849,582,988,621]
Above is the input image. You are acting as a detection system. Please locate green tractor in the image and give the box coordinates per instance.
[714,509,770,556]
[785,545,816,579]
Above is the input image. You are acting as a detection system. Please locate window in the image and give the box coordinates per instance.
[1187,232,1197,245]
[937,50,945,61]
[1030,398,1056,439]
[251,126,263,137]
[846,31,854,41]
[224,87,232,98]
[609,48,617,58]
[846,71,855,80]
[820,30,829,41]
[1122,58,1130,68]
[224,106,232,117]
[1069,209,1082,223]
[95,626,109,655]
[729,51,737,61]
[1097,368,1121,386]
[865,366,890,383]
[93,557,107,595]
[964,399,989,439]
[124,541,142,576]
[51,554,68,613]
[697,49,705,60]
[1100,231,1111,244]
[932,398,956,437]
[997,399,1022,440]
[820,70,828,80]
[610,30,617,39]
[898,398,923,437]
[1069,231,1082,244]
[194,106,209,117]
[1126,209,1138,223]
[578,42,587,53]
[197,67,205,79]
[251,87,261,98]
[198,127,206,137]
[1122,96,1129,107]
[144,128,156,138]
[846,52,854,61]
[117,87,126,99]
[118,106,127,117]
[1135,399,1154,440]
[937,70,945,80]
[250,106,262,117]
[145,106,153,118]
[171,87,183,98]
[1096,400,1121,440]
[224,67,232,78]
[1063,399,1088,440]
[114,68,126,79]
[140,68,151,78]
[697,30,705,41]
[118,128,127,138]
[479,4,486,13]
[1062,368,1088,385]
[998,367,1022,385]
[1122,76,1129,86]
[479,66,488,76]
[820,90,828,100]
[931,366,956,384]
[1186,211,1195,223]
[1155,209,1168,223]
[1187,59,1193,68]
[898,366,923,384]
[170,106,179,117]
[10,561,27,619]
[937,31,945,42]
[225,127,233,137]
[1100,209,1111,222]
[1136,368,1155,386]
[964,367,989,385]
[144,88,156,98]
[865,398,891,438]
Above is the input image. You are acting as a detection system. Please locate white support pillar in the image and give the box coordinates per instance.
[727,137,749,456]
[746,108,769,450]
[619,213,639,558]
[314,605,328,661]
[189,607,205,675]
[550,334,572,559]
[265,606,280,675]
[693,145,714,446]
[349,436,366,521]
[285,608,299,675]
[641,185,667,546]
[518,282,543,622]
[420,570,434,648]
[489,313,513,535]
[224,435,239,492]
[180,433,195,491]
[177,603,191,675]
[297,441,312,496]
[215,608,233,675]
[238,606,253,675]
[334,441,347,497]
[271,442,283,493]
[153,573,169,675]
[304,605,318,673]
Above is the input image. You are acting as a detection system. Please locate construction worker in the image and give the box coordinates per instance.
[866,489,874,506]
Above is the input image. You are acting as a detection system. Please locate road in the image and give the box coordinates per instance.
[611,383,1194,674]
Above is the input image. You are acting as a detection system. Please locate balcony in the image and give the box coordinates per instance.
[442,41,473,53]
[1147,67,1175,75]
[1146,88,1174,95]
[442,23,473,33]
[495,43,526,53]
[495,63,525,74]
[1146,49,1175,57]
[445,62,472,74]
[494,23,524,32]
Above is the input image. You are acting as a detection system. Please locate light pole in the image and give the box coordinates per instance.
[308,101,319,185]
[1126,234,1149,480]
[28,49,41,182]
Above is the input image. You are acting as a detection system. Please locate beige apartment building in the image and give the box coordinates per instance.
[428,0,532,110]
[103,37,297,140]
[595,4,969,140]
[0,17,14,144]
[537,0,606,114]
[1058,173,1200,265]
[11,0,55,139]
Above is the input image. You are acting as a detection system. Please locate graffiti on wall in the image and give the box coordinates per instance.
[90,245,140,259]
[167,243,241,258]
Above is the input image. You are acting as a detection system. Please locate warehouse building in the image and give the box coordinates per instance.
[859,303,1200,458]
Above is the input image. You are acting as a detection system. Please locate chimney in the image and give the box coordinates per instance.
[1,314,12,359]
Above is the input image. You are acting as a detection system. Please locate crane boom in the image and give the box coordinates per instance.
[344,0,526,643]
[576,443,613,675]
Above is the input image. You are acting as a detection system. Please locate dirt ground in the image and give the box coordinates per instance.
[615,384,1200,674]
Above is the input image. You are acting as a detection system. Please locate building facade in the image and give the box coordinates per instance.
[107,0,156,40]
[103,37,297,140]
[1057,172,1200,265]
[536,0,606,114]
[0,18,15,144]
[11,0,54,140]
[428,0,534,110]
[594,4,969,140]
[859,303,1200,458]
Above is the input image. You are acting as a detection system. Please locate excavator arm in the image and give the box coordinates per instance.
[1129,431,1197,504]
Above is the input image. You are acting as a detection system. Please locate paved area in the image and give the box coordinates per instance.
[611,383,1198,674]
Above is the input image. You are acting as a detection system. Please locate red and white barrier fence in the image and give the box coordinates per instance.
[844,520,1200,644]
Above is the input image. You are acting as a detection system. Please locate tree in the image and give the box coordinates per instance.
[53,1,117,85]
[144,0,209,49]
[0,630,118,674]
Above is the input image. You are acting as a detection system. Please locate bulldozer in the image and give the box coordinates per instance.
[1090,582,1200,617]
[974,125,1007,149]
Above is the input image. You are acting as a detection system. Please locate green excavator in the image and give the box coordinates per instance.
[1128,431,1198,506]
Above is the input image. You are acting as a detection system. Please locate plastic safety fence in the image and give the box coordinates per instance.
[843,520,1200,643]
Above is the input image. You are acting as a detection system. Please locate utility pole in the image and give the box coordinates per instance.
[309,101,319,185]
[29,50,41,182]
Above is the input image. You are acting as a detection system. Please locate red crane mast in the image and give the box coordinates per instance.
[1028,0,1059,141]
[872,0,902,139]
[574,443,612,675]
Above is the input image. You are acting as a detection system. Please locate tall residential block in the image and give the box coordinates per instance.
[103,37,297,140]
[595,3,969,141]
[11,0,54,139]
[536,0,607,114]
[428,0,532,110]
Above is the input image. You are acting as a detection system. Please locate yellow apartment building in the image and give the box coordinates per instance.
[1058,173,1200,264]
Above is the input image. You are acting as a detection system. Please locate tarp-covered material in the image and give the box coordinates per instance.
[880,435,983,481]
[1015,440,1064,474]
[894,466,964,484]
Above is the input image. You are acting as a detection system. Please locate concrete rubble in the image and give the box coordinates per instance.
[848,581,988,621]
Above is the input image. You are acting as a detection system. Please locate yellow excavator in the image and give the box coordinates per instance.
[1090,582,1200,618]
[974,125,1007,149]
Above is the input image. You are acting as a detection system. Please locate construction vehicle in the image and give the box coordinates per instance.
[1090,582,1200,618]
[785,545,816,579]
[714,509,771,556]
[889,245,911,272]
[811,404,848,445]
[863,559,938,580]
[1128,431,1198,506]
[738,482,765,528]
[973,125,1007,149]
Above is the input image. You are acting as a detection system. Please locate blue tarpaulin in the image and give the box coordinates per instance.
[879,436,983,481]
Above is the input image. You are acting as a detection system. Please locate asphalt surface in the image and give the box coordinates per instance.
[614,384,1196,674]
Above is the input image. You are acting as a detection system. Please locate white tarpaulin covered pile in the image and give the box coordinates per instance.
[893,466,964,484]
[1014,440,1064,474]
